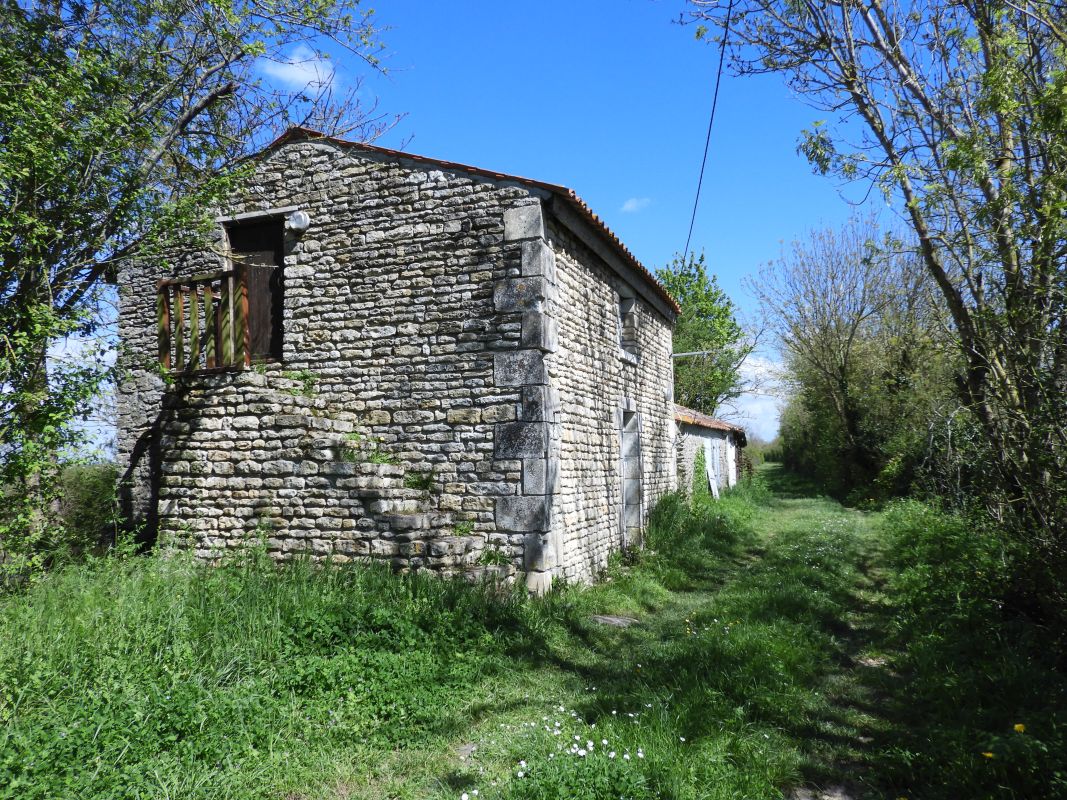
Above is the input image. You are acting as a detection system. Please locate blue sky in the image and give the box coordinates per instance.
[264,1,872,437]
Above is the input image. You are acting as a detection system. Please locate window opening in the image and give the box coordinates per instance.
[618,295,639,358]
[156,218,284,373]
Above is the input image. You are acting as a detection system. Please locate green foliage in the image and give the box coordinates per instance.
[403,471,435,491]
[762,220,955,503]
[0,0,389,578]
[506,751,657,800]
[655,252,748,415]
[338,431,398,465]
[478,540,510,566]
[56,463,121,553]
[281,369,317,397]
[874,501,1067,797]
[692,0,1067,619]
[0,553,534,799]
[691,446,712,502]
[5,470,1063,799]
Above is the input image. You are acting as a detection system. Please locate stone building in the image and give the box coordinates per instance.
[674,405,747,498]
[117,127,679,590]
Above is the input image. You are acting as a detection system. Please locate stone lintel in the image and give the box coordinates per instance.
[503,204,545,242]
[494,350,547,387]
[496,495,551,532]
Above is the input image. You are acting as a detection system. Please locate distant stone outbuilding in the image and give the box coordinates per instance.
[117,128,680,590]
[674,405,747,498]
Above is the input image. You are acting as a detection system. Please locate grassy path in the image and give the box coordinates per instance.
[331,466,901,799]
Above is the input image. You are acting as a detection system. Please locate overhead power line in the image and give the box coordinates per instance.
[682,0,735,264]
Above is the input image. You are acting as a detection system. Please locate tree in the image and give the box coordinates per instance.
[656,251,751,415]
[755,219,953,497]
[690,0,1067,607]
[0,0,391,575]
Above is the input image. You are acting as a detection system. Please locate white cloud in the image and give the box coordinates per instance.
[620,197,651,213]
[261,45,336,91]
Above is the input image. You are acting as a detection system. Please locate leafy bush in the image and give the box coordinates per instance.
[403,470,434,490]
[57,462,120,553]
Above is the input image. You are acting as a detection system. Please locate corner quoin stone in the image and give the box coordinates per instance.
[495,421,547,459]
[521,239,556,282]
[520,385,560,422]
[494,276,547,313]
[494,350,547,387]
[503,203,545,242]
[520,310,559,352]
[523,531,558,571]
[496,495,551,532]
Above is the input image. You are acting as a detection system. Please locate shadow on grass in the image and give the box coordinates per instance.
[479,470,1066,800]
[759,463,823,499]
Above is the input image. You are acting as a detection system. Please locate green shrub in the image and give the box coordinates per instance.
[691,446,711,502]
[882,500,1011,628]
[57,463,120,553]
[403,470,434,491]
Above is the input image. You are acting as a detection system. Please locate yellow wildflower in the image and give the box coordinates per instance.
[1014,723,1026,733]
[981,751,995,759]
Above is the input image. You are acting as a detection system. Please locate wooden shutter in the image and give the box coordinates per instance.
[241,254,276,361]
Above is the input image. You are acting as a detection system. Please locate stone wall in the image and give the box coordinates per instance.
[545,220,676,582]
[154,368,500,575]
[119,139,538,569]
[118,135,677,586]
[676,423,740,497]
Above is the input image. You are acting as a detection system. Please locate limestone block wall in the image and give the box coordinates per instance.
[118,139,539,568]
[154,368,498,574]
[117,135,678,586]
[545,221,676,583]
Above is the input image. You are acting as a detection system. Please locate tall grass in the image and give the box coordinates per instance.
[6,474,1059,799]
[0,548,547,799]
[874,501,1067,797]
